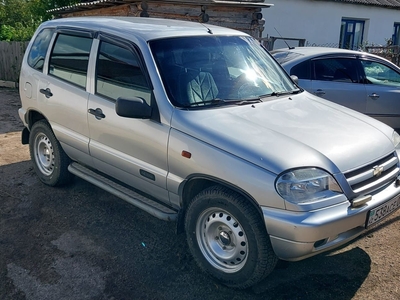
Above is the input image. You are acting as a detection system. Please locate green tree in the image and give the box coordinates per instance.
[0,0,80,41]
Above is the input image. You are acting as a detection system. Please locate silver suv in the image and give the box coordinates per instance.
[19,17,400,289]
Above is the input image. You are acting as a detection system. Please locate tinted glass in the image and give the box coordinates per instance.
[27,28,55,71]
[150,36,297,107]
[361,60,400,87]
[272,51,302,64]
[49,34,93,88]
[291,60,311,79]
[313,58,359,83]
[96,41,151,103]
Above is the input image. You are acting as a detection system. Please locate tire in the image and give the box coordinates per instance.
[29,120,73,186]
[185,185,278,289]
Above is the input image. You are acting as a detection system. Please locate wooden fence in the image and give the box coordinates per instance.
[0,41,29,85]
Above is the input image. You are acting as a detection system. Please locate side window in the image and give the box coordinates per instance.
[48,33,93,89]
[361,60,400,87]
[95,41,151,104]
[312,58,358,83]
[290,60,311,80]
[27,28,55,71]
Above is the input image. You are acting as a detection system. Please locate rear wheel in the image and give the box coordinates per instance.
[29,120,73,186]
[185,185,277,289]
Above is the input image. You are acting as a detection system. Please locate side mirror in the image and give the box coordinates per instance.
[116,97,152,119]
[291,75,299,84]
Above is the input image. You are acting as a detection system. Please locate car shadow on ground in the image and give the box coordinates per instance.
[0,161,373,300]
[250,247,370,299]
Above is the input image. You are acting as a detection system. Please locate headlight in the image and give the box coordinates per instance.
[392,131,400,149]
[276,168,343,204]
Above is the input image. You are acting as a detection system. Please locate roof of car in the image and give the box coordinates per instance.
[272,47,362,57]
[39,17,245,41]
[271,46,387,66]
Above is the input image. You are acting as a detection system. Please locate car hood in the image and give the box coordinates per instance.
[171,93,395,175]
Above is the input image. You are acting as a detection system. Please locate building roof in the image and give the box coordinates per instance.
[37,17,243,41]
[47,0,272,14]
[319,0,400,9]
[47,0,400,15]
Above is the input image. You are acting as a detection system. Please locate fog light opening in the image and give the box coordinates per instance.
[314,238,328,248]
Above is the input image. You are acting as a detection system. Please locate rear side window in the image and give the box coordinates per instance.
[312,58,359,83]
[95,41,151,104]
[27,28,55,71]
[48,33,93,89]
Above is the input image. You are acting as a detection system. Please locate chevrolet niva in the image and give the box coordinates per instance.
[19,17,400,289]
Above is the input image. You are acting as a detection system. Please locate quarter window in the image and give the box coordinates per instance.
[48,33,93,88]
[95,41,151,103]
[361,60,400,87]
[312,58,359,83]
[339,19,365,50]
[27,28,55,71]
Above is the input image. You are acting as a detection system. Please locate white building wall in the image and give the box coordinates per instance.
[262,0,400,49]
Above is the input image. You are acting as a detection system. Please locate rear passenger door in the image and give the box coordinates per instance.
[87,36,170,203]
[38,30,93,165]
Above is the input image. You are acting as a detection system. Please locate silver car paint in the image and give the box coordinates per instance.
[273,47,400,129]
[170,94,394,174]
[19,18,400,262]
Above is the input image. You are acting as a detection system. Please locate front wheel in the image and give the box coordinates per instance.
[29,120,73,186]
[185,186,278,289]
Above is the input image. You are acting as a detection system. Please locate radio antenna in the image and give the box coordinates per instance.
[274,27,295,50]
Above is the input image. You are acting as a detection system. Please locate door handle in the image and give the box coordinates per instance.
[39,88,53,98]
[369,93,380,100]
[315,89,326,96]
[88,108,106,120]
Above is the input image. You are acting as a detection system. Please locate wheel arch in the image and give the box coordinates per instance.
[27,109,48,129]
[22,110,50,144]
[176,175,264,234]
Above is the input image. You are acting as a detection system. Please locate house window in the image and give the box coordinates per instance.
[393,23,400,45]
[339,19,365,50]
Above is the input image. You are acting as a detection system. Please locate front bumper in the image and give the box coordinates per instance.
[262,176,400,261]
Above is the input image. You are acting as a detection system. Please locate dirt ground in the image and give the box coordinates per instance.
[1,87,400,300]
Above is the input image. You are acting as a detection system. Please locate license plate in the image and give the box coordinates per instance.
[366,195,400,228]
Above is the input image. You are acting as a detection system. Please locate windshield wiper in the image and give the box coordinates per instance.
[225,98,263,105]
[182,98,262,108]
[263,89,302,97]
[182,99,226,108]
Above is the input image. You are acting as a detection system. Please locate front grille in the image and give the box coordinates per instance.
[344,152,399,196]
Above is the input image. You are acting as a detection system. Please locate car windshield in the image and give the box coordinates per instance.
[271,51,302,64]
[150,36,297,108]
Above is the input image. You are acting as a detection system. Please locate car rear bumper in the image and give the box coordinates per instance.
[18,107,27,127]
[262,177,400,261]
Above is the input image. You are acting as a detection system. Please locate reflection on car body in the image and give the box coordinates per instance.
[272,47,400,130]
[18,18,400,289]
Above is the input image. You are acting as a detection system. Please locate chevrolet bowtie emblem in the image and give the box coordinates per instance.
[373,165,384,177]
